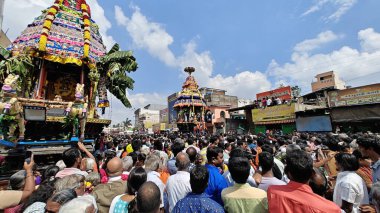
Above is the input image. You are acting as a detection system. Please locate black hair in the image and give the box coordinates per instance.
[229,147,245,158]
[187,137,194,145]
[171,142,185,157]
[237,140,246,147]
[136,182,161,213]
[261,144,274,155]
[21,182,56,212]
[153,140,163,151]
[228,157,250,184]
[224,142,231,150]
[335,153,359,171]
[127,167,147,195]
[132,139,142,153]
[209,136,219,145]
[190,166,209,194]
[357,136,380,155]
[128,152,138,166]
[352,149,365,160]
[206,147,223,163]
[186,147,197,163]
[42,165,60,182]
[62,147,81,168]
[259,152,274,173]
[285,150,314,183]
[137,153,147,163]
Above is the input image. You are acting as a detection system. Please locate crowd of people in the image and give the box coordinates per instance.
[0,131,380,213]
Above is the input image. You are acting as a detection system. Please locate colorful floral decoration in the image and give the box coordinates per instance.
[39,0,63,52]
[8,0,106,69]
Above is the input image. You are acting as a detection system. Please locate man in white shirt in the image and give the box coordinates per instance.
[146,154,165,209]
[166,152,192,212]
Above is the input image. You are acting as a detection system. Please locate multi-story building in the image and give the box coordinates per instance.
[167,92,178,125]
[311,71,346,92]
[230,99,253,118]
[134,104,166,132]
[199,87,238,134]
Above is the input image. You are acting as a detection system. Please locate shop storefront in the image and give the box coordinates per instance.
[252,104,296,134]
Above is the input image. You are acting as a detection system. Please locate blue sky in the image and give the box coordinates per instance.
[3,0,380,123]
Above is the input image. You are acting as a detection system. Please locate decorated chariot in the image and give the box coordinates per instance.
[174,67,207,133]
[0,0,137,169]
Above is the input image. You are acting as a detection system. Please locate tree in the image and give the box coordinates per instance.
[123,118,132,128]
[97,44,138,109]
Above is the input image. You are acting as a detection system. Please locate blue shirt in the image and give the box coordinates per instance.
[172,193,225,213]
[372,159,380,183]
[167,158,177,175]
[205,164,228,205]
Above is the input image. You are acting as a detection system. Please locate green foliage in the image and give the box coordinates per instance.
[97,43,138,108]
[0,54,35,97]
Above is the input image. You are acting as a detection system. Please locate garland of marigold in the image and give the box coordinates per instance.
[81,3,91,59]
[39,0,63,51]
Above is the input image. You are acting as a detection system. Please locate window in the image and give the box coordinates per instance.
[220,111,226,118]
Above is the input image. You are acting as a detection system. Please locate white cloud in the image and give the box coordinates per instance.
[87,0,115,50]
[208,71,271,99]
[268,28,380,94]
[358,28,380,53]
[3,0,114,50]
[294,31,341,53]
[100,92,166,124]
[115,5,176,66]
[302,0,357,21]
[114,5,271,100]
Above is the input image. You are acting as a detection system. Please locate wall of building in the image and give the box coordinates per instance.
[311,71,346,92]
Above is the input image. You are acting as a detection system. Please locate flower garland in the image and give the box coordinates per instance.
[81,3,91,59]
[39,0,63,52]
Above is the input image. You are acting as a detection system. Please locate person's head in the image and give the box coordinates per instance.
[136,153,147,167]
[85,172,100,192]
[171,142,185,157]
[206,147,223,167]
[55,160,66,171]
[80,158,95,172]
[106,157,123,177]
[352,149,371,168]
[58,195,97,213]
[145,154,161,172]
[132,139,142,153]
[187,137,194,146]
[190,166,209,194]
[259,152,274,174]
[335,152,359,172]
[371,182,380,213]
[127,167,147,195]
[209,136,219,147]
[46,189,77,213]
[286,144,301,156]
[9,170,26,190]
[261,144,274,155]
[55,174,86,196]
[21,182,55,212]
[309,168,328,196]
[136,182,161,213]
[224,142,232,152]
[285,150,314,183]
[176,152,190,171]
[237,141,247,150]
[195,153,203,165]
[357,136,380,159]
[186,147,197,163]
[153,140,163,151]
[122,156,134,172]
[128,152,138,166]
[228,157,250,184]
[42,166,60,182]
[62,147,82,168]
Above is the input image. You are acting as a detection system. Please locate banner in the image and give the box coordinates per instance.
[256,86,292,101]
[252,104,295,122]
[328,83,380,107]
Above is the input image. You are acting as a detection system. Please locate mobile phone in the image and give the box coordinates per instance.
[25,151,32,163]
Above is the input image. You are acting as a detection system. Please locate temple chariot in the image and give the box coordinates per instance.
[0,0,137,171]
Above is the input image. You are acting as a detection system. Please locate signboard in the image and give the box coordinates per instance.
[252,104,295,122]
[328,83,380,107]
[256,86,292,101]
[296,116,332,132]
[24,106,46,121]
[47,108,65,117]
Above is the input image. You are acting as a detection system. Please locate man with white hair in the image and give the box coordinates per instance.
[59,195,97,213]
[166,152,192,212]
[122,156,134,175]
[145,154,165,210]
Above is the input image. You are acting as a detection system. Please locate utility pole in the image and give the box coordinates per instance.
[0,0,4,30]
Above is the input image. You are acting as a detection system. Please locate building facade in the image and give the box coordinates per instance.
[134,104,166,132]
[311,71,346,92]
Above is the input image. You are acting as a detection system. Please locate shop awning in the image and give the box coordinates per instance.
[255,119,295,125]
[331,104,380,122]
